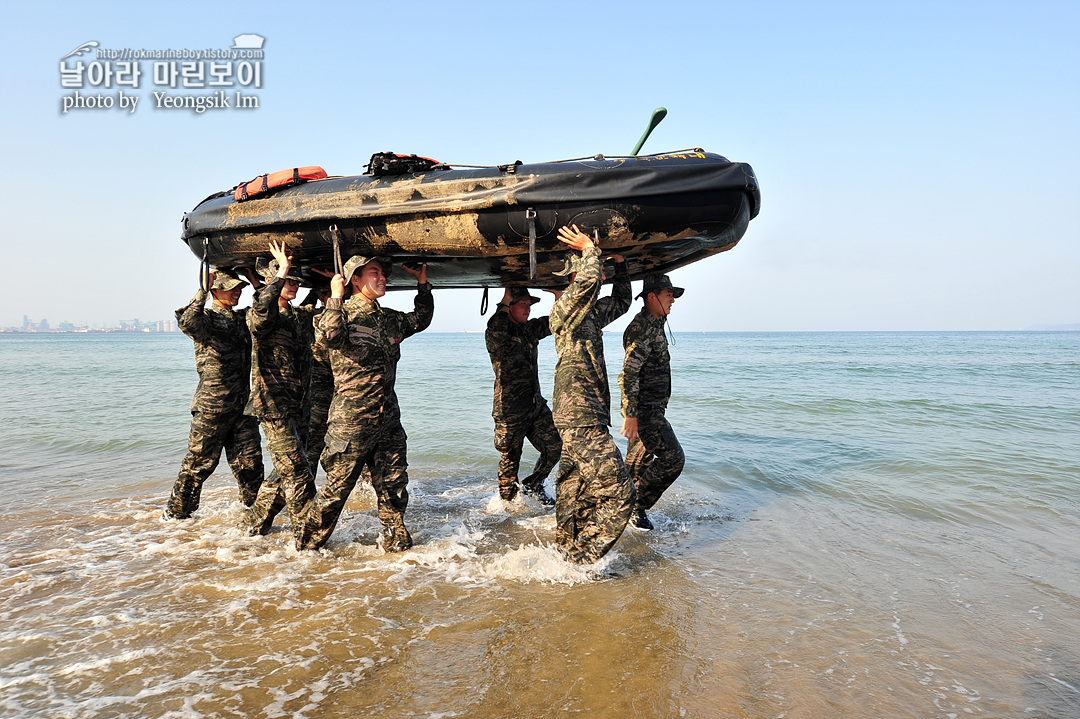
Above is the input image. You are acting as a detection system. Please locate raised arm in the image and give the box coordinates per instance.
[317,272,348,349]
[549,225,602,335]
[396,263,434,339]
[597,255,632,327]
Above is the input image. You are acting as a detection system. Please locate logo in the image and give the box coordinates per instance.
[58,35,266,115]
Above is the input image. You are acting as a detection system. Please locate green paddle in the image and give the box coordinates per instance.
[631,107,668,155]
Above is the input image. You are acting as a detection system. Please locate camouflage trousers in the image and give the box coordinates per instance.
[244,415,316,548]
[626,411,685,511]
[301,419,412,552]
[494,405,562,501]
[307,370,334,476]
[165,410,264,519]
[555,425,635,564]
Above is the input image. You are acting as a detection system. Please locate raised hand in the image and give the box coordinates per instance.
[556,224,594,251]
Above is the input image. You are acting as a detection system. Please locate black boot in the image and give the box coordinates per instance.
[630,505,654,531]
[522,483,555,507]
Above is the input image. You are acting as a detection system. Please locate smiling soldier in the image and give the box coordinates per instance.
[301,255,433,552]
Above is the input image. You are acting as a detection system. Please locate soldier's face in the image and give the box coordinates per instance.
[353,263,387,300]
[508,298,532,325]
[212,286,243,308]
[647,288,675,316]
[281,278,300,301]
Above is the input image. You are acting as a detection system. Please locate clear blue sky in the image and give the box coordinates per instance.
[2,0,1077,331]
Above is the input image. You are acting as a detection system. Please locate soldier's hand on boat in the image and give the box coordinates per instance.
[310,267,335,279]
[268,240,293,277]
[620,416,639,441]
[330,273,346,299]
[238,266,263,289]
[557,224,594,251]
[402,262,428,285]
[606,253,625,264]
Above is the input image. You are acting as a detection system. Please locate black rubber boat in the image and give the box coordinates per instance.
[180,150,760,289]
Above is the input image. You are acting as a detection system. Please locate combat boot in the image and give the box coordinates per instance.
[630,505,654,531]
[522,483,556,507]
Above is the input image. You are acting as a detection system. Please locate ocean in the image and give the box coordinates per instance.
[1,331,1077,718]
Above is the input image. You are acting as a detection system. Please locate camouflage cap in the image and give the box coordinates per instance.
[209,272,247,292]
[507,287,541,305]
[255,257,304,283]
[342,255,393,284]
[638,274,685,299]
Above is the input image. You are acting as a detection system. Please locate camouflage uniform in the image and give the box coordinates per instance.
[307,305,334,474]
[620,306,685,512]
[165,284,264,518]
[243,277,318,546]
[302,274,434,551]
[485,292,561,502]
[549,246,633,563]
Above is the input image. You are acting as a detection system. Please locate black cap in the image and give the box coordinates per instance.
[637,274,685,299]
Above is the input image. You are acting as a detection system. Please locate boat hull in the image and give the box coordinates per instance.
[181,151,760,289]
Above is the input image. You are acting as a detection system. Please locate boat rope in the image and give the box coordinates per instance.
[480,287,489,316]
[433,149,705,170]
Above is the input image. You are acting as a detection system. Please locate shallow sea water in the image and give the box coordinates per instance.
[1,331,1078,718]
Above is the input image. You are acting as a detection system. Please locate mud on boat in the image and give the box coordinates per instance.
[180,150,760,289]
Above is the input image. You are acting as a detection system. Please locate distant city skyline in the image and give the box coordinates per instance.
[3,314,178,333]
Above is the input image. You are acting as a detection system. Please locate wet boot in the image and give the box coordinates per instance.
[630,505,654,531]
[521,482,555,507]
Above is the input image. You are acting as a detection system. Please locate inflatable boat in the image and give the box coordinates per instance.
[180,150,760,289]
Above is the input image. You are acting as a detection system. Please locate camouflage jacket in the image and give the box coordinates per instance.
[309,306,334,396]
[619,307,671,418]
[175,289,252,415]
[245,278,316,420]
[317,285,434,435]
[549,247,632,429]
[486,308,551,421]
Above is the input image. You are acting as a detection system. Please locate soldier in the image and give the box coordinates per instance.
[242,241,318,548]
[164,270,264,519]
[549,224,634,564]
[485,286,561,505]
[619,274,686,531]
[301,255,433,552]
